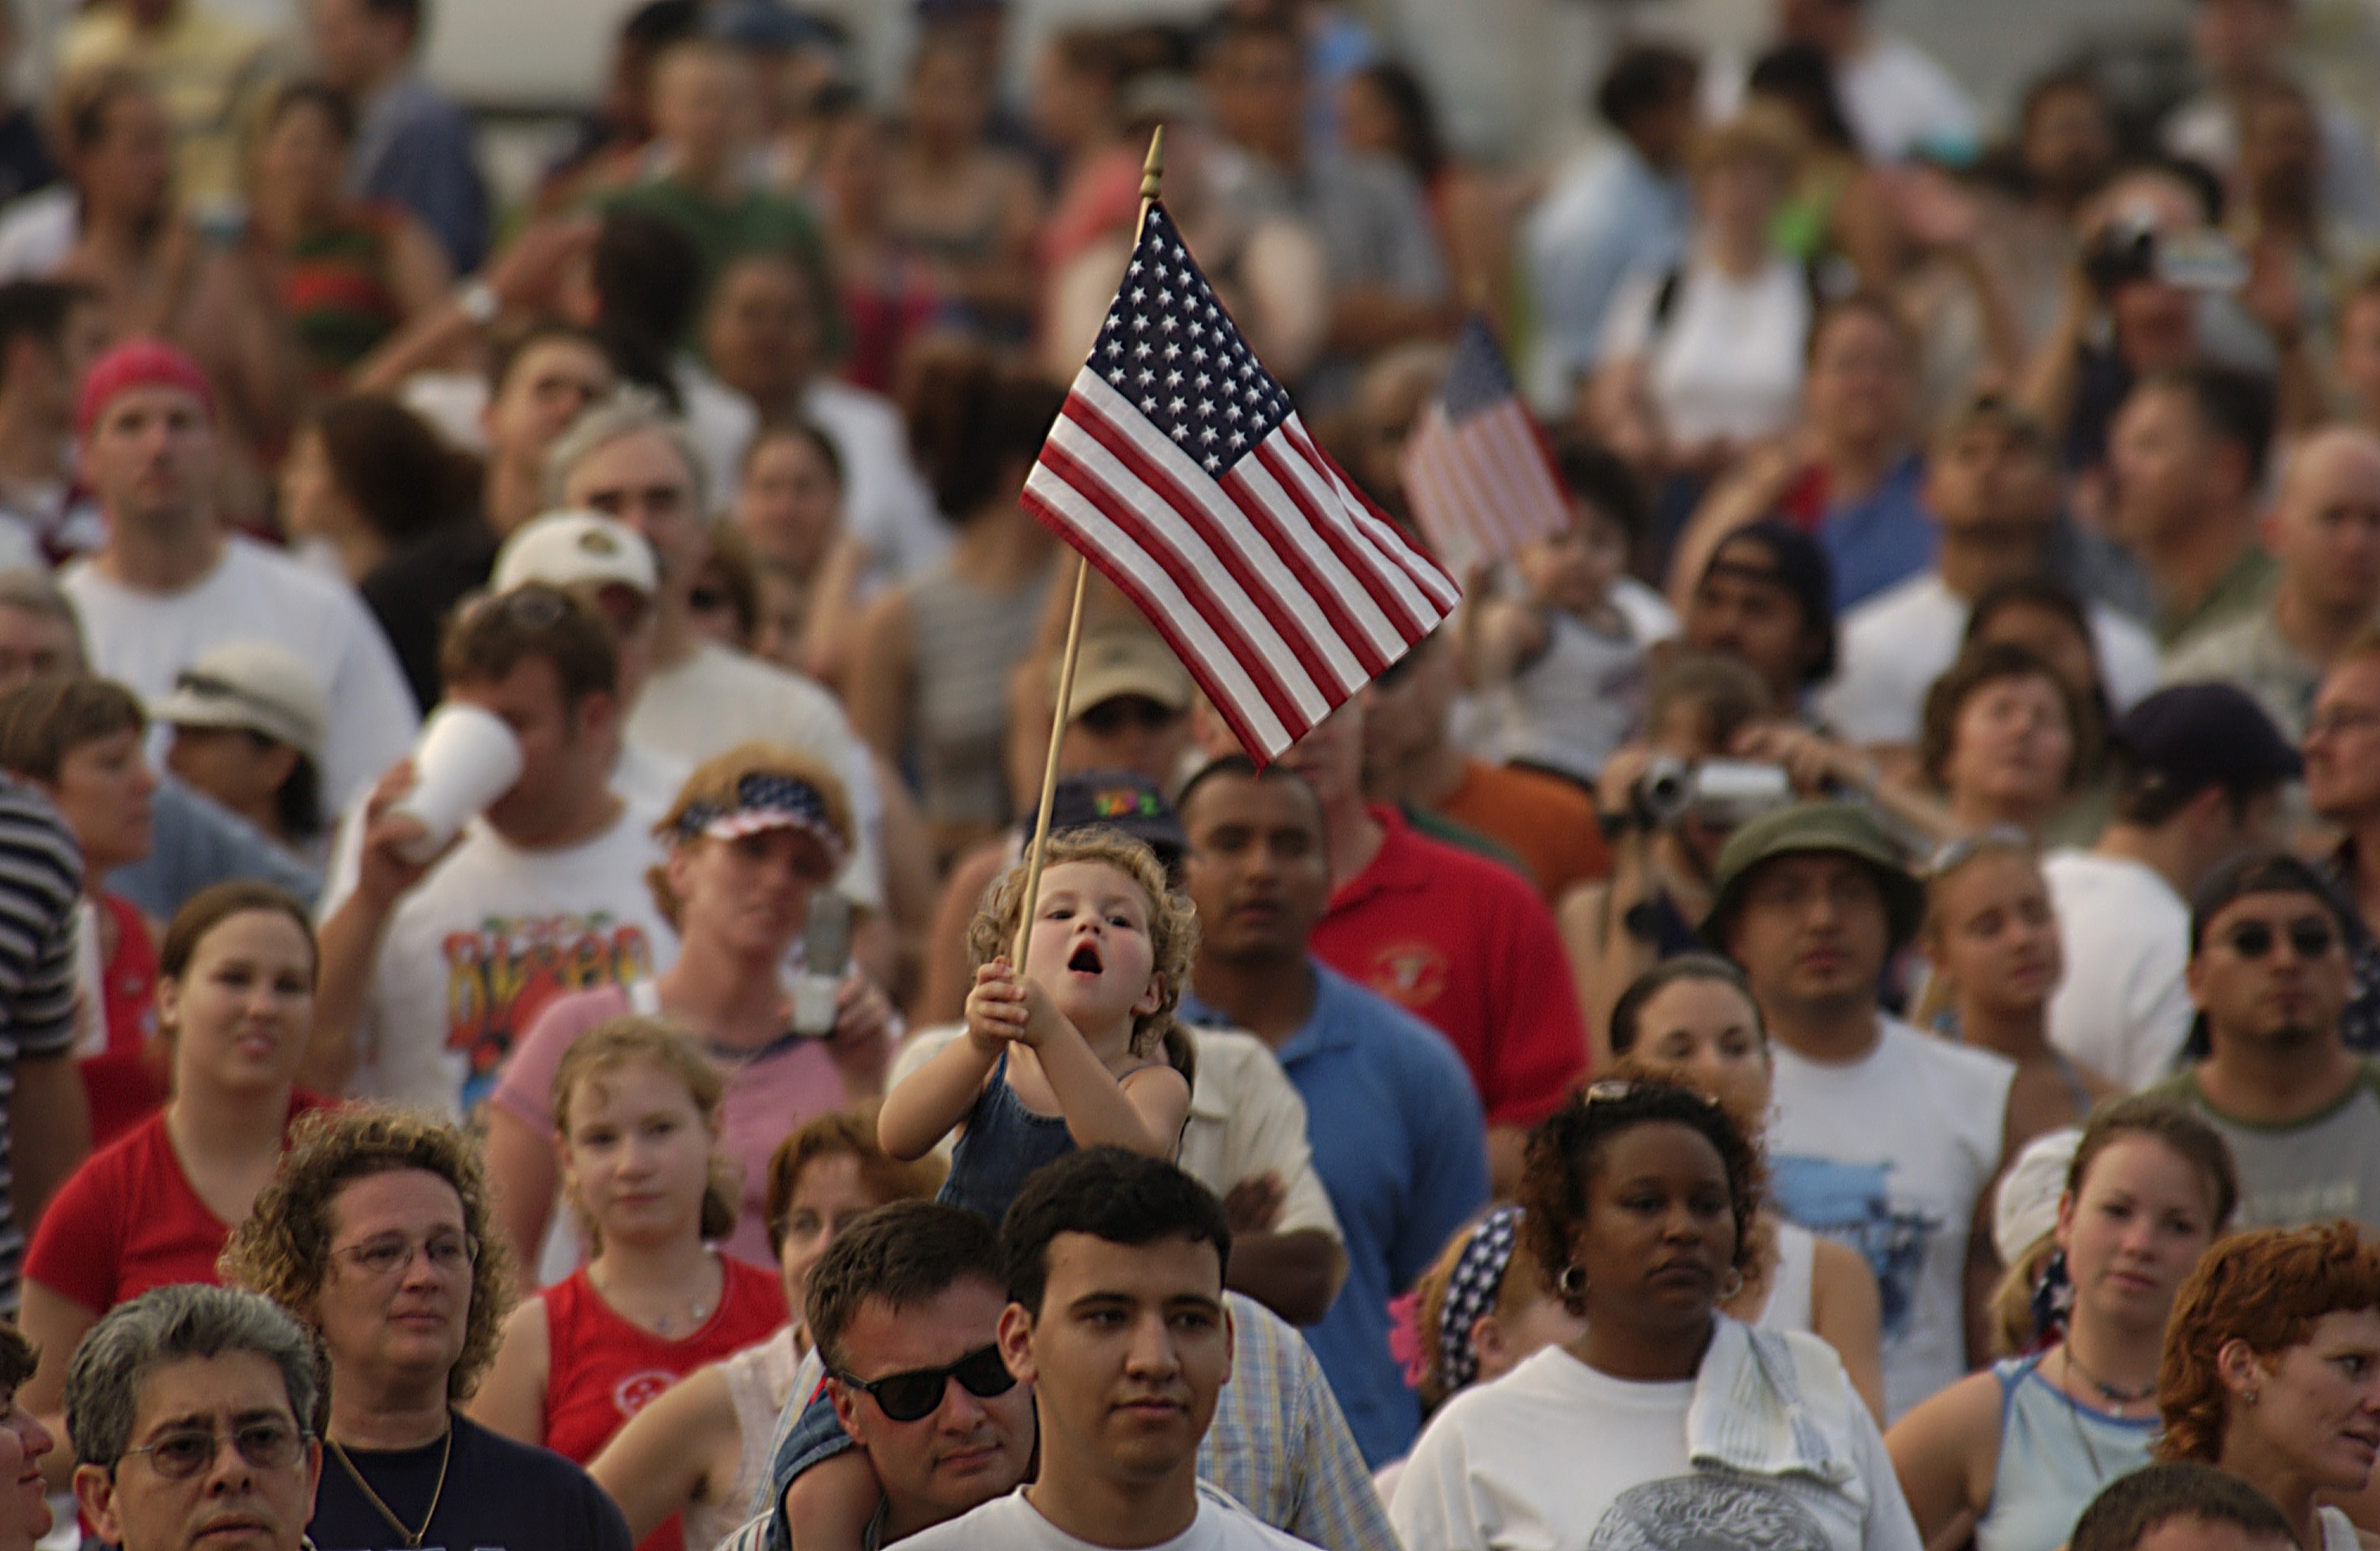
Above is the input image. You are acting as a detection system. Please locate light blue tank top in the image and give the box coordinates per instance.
[1974,1353,2159,1551]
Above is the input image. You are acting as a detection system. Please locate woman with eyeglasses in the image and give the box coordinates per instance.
[221,1105,634,1551]
[1607,955,1887,1419]
[471,1018,786,1551]
[1389,1077,1923,1551]
[17,882,328,1490]
[1918,831,2116,1149]
[588,1108,943,1550]
[2154,1223,2380,1551]
[1885,1097,2238,1551]
[487,745,892,1280]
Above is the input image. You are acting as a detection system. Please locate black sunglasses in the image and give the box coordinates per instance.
[2223,917,2336,961]
[1078,696,1180,736]
[835,1344,1016,1422]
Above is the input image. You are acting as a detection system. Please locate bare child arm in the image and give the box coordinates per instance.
[875,964,1010,1160]
[1006,970,1188,1157]
[781,1448,885,1551]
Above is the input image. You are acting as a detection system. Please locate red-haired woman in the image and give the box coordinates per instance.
[2156,1223,2380,1551]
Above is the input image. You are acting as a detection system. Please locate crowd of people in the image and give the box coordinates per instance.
[0,0,2374,1548]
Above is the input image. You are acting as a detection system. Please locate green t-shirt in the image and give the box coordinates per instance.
[2147,1061,2380,1231]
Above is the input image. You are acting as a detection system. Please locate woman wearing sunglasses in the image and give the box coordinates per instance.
[1389,1077,1923,1551]
[1917,831,2117,1152]
[222,1106,634,1551]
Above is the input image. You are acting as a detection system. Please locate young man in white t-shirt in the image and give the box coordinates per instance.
[1707,802,2013,1423]
[312,584,673,1117]
[2045,684,2298,1090]
[898,1151,1318,1551]
[57,339,419,814]
[1818,398,2159,746]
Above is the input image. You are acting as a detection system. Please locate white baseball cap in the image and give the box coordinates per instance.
[491,510,658,597]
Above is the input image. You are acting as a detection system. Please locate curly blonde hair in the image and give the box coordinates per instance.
[966,828,1197,1060]
[551,1015,740,1250]
[218,1106,515,1402]
[2156,1223,2380,1464]
[645,742,854,931]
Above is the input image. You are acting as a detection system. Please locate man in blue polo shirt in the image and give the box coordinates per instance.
[1176,754,1489,1466]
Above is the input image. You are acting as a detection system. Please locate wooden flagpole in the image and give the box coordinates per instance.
[1010,126,1165,965]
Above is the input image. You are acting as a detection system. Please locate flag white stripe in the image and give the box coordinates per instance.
[1066,375,1390,686]
[1022,461,1300,756]
[1267,415,1459,620]
[1280,415,1463,612]
[1474,408,1570,537]
[1437,417,1532,558]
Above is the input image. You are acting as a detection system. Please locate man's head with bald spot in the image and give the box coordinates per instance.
[2262,425,2380,655]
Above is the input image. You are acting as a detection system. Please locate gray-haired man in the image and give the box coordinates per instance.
[66,1284,323,1551]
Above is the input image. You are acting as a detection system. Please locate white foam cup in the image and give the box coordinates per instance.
[387,703,523,862]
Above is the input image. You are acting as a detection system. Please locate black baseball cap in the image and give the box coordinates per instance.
[1700,521,1838,684]
[2113,683,2303,801]
[2187,848,2352,954]
[1030,770,1186,868]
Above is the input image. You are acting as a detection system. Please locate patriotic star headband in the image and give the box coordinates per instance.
[672,772,845,869]
[1438,1205,1524,1393]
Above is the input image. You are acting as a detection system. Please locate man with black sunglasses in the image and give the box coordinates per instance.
[896,1151,1322,1550]
[2148,851,2380,1231]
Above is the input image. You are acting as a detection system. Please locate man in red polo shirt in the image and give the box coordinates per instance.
[1274,698,1588,1193]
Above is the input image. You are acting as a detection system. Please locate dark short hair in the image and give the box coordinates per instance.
[2136,362,2277,492]
[264,79,355,146]
[1596,44,1698,133]
[0,280,93,392]
[2069,1462,2291,1551]
[158,881,317,988]
[1001,1149,1232,1318]
[0,673,143,784]
[900,340,1066,522]
[438,582,618,707]
[1173,753,1321,832]
[311,393,472,549]
[1917,640,2092,793]
[1550,433,1647,540]
[805,1201,1002,1374]
[1522,1079,1764,1316]
[1609,955,1763,1059]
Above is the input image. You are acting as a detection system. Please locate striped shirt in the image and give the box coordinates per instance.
[0,777,81,1314]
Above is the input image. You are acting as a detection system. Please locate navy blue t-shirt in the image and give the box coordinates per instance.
[309,1413,631,1551]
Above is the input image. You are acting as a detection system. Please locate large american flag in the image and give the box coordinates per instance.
[1021,203,1460,763]
[1399,317,1572,577]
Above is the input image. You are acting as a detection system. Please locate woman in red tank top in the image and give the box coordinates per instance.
[468,1017,786,1551]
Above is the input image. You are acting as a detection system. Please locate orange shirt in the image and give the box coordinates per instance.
[1435,759,1611,903]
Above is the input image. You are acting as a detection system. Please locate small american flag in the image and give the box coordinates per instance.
[1400,317,1571,577]
[1021,203,1459,763]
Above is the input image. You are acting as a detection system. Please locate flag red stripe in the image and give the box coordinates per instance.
[1019,461,1300,759]
[1401,412,1479,571]
[1433,415,1531,559]
[1259,426,1438,641]
[1473,406,1569,533]
[1278,416,1460,612]
[1465,413,1563,553]
[1057,395,1366,698]
[1066,376,1407,683]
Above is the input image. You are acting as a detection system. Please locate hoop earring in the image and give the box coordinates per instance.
[1720,1268,1745,1300]
[1557,1263,1586,1300]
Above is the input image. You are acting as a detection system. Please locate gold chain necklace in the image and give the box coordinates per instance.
[327,1425,452,1549]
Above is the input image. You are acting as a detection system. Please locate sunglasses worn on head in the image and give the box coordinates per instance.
[2223,917,2336,961]
[836,1344,1016,1422]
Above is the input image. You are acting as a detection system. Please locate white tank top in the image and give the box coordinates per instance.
[2321,1505,2362,1551]
[1755,1220,1817,1335]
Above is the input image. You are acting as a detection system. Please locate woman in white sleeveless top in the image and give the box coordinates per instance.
[586,1110,942,1551]
[2156,1223,2380,1551]
[1609,954,1886,1416]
